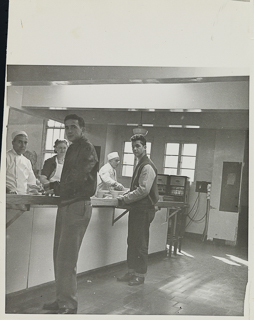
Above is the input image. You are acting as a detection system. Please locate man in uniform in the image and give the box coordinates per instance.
[6,131,37,194]
[97,151,124,192]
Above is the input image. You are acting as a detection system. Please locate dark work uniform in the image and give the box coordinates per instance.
[41,155,57,180]
[53,136,98,310]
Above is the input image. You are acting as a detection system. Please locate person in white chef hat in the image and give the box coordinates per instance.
[97,151,124,192]
[6,130,38,194]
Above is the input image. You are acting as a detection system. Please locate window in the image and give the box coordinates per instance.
[122,141,152,177]
[164,143,197,182]
[43,120,65,161]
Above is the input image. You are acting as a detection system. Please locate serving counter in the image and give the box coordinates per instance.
[6,194,187,294]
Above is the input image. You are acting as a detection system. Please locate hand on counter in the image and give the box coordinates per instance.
[43,181,60,196]
[44,189,55,196]
[27,183,42,195]
[114,182,125,191]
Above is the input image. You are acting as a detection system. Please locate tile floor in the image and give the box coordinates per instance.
[5,236,248,316]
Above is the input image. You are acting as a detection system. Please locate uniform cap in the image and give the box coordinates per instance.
[12,131,28,140]
[107,152,119,161]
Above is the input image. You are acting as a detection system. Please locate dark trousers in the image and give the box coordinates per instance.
[127,206,155,276]
[53,200,92,309]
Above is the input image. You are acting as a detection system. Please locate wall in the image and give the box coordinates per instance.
[207,130,246,244]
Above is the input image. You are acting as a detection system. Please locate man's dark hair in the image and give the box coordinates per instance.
[130,134,147,146]
[64,114,85,128]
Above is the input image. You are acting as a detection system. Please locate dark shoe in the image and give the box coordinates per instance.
[58,308,77,314]
[128,276,145,286]
[43,301,59,310]
[117,272,134,282]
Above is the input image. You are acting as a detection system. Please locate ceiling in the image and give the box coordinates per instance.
[6,65,249,130]
[7,65,249,86]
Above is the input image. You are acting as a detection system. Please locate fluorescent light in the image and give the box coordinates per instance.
[168,125,183,128]
[127,123,139,126]
[169,109,184,112]
[186,109,202,112]
[184,125,200,128]
[49,107,67,110]
[143,124,154,127]
[148,109,155,112]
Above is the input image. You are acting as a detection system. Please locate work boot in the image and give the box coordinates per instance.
[117,272,134,282]
[128,276,145,286]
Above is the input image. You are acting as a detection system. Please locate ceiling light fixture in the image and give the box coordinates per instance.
[133,111,148,136]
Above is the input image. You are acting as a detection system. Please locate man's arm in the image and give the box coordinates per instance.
[99,167,116,186]
[120,164,156,204]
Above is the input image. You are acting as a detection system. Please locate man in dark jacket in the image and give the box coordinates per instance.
[43,114,98,314]
[117,134,159,286]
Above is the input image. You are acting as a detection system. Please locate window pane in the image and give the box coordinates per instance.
[165,155,178,168]
[166,143,179,155]
[45,129,54,150]
[53,129,61,144]
[180,169,195,181]
[124,142,132,153]
[181,156,196,169]
[47,119,64,128]
[47,120,55,127]
[122,165,133,177]
[164,168,177,175]
[146,142,151,155]
[123,153,135,165]
[182,144,197,156]
[59,129,65,140]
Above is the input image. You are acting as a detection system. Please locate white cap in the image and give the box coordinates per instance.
[107,152,119,161]
[12,131,28,141]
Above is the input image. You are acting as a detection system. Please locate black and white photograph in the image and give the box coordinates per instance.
[1,0,253,319]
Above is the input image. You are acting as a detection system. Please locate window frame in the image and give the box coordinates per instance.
[43,119,66,162]
[163,142,198,182]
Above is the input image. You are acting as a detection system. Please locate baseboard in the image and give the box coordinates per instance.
[6,250,167,298]
[184,232,203,240]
